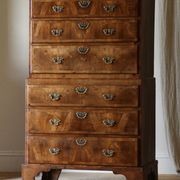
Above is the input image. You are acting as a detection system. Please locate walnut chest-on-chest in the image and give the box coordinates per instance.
[22,0,158,179]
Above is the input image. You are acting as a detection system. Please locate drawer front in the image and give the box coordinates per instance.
[32,19,138,43]
[31,0,139,18]
[27,108,139,135]
[31,44,138,74]
[27,85,139,107]
[28,136,138,166]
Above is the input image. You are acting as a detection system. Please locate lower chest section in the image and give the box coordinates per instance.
[27,135,138,166]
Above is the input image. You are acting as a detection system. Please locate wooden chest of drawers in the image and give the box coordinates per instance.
[31,43,138,74]
[22,0,158,180]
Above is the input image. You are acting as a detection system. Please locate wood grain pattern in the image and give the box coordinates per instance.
[22,162,158,180]
[27,135,138,166]
[23,0,157,179]
[31,43,138,74]
[26,78,141,85]
[31,19,138,43]
[30,73,139,79]
[27,84,139,107]
[27,108,139,135]
[31,0,139,18]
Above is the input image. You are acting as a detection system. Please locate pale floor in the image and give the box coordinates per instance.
[0,172,180,180]
[1,172,124,180]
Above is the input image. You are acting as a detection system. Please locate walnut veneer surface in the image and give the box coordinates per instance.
[22,0,157,179]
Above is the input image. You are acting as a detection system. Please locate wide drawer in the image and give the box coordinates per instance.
[31,0,139,18]
[27,83,139,107]
[31,44,138,74]
[27,135,138,166]
[27,108,139,135]
[31,19,138,43]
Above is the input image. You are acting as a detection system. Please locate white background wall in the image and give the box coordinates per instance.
[0,0,177,174]
[0,0,28,171]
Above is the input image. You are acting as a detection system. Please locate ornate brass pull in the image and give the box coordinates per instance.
[78,0,91,8]
[102,94,114,101]
[102,56,115,64]
[75,87,88,94]
[76,112,88,119]
[49,92,62,101]
[77,47,89,55]
[102,149,115,157]
[52,56,64,64]
[103,28,115,36]
[51,29,63,36]
[76,138,87,146]
[103,119,116,127]
[104,4,116,13]
[49,118,61,126]
[52,5,64,13]
[78,22,90,30]
[49,147,61,155]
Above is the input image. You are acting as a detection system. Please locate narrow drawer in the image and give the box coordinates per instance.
[31,19,138,43]
[31,44,138,74]
[31,0,139,18]
[27,108,139,135]
[27,84,139,107]
[27,135,138,166]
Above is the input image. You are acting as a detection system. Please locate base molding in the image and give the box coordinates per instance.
[22,161,158,180]
[0,151,24,172]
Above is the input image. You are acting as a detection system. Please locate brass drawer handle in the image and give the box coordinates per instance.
[49,92,62,101]
[102,149,115,157]
[78,22,90,30]
[77,47,89,55]
[103,28,115,36]
[49,118,61,126]
[102,94,114,101]
[103,119,116,127]
[78,0,91,8]
[102,56,115,64]
[52,5,64,13]
[76,138,87,146]
[51,29,64,36]
[76,112,88,119]
[104,4,116,13]
[52,56,64,64]
[75,87,88,94]
[49,147,61,155]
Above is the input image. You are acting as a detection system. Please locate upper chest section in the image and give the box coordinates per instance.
[31,0,139,18]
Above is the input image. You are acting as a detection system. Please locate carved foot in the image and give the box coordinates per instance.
[22,165,42,180]
[113,161,158,180]
[113,168,143,180]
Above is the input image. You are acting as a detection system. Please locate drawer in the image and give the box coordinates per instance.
[31,44,138,74]
[31,0,139,18]
[27,84,139,107]
[27,135,138,166]
[27,108,139,135]
[31,19,138,43]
